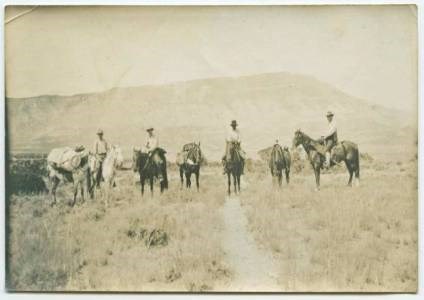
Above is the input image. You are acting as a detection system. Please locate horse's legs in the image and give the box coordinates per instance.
[195,169,200,191]
[186,171,191,189]
[233,173,237,194]
[140,176,145,196]
[278,172,282,187]
[179,167,184,189]
[72,182,78,207]
[160,172,165,194]
[227,173,231,195]
[317,167,321,189]
[149,176,154,197]
[88,173,95,199]
[237,174,241,193]
[96,166,102,188]
[103,182,109,208]
[80,181,85,204]
[354,156,360,186]
[285,169,290,184]
[313,166,320,190]
[345,161,353,186]
[51,176,60,206]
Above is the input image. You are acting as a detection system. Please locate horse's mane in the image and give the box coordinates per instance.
[296,130,327,157]
[297,131,317,143]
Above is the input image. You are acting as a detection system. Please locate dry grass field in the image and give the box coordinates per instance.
[7,167,232,291]
[242,155,417,292]
[5,5,418,293]
[6,150,417,292]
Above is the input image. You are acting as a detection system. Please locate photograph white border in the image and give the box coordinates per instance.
[0,1,422,299]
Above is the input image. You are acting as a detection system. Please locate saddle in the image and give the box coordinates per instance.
[309,138,327,156]
[226,142,246,161]
[145,147,167,169]
[151,147,166,157]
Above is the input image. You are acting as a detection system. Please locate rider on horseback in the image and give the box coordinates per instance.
[93,129,109,186]
[323,111,338,168]
[222,120,246,174]
[145,127,164,181]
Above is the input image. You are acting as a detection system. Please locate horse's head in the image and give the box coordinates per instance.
[87,153,98,172]
[132,147,149,172]
[132,147,141,172]
[227,141,242,161]
[292,129,304,148]
[110,145,124,169]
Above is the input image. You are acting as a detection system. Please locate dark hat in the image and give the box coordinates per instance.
[326,111,334,117]
[230,120,238,127]
[146,127,154,132]
[97,129,104,135]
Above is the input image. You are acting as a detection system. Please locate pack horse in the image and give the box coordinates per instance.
[176,142,203,190]
[269,144,291,187]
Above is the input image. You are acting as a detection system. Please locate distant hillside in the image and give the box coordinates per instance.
[6,72,416,161]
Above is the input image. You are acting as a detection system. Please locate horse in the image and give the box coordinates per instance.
[225,141,243,195]
[292,130,360,190]
[269,144,291,187]
[177,142,203,190]
[47,155,90,207]
[88,145,124,202]
[132,148,168,196]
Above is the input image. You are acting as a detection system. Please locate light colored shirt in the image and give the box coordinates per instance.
[325,119,337,138]
[146,135,159,151]
[226,128,241,143]
[93,139,109,154]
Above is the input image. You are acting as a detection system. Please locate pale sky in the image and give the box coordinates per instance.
[5,5,418,111]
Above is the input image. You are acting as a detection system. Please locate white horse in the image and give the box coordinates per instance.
[88,145,124,205]
[102,145,124,188]
[47,156,90,207]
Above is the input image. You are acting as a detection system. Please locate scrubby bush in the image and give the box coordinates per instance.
[8,157,49,195]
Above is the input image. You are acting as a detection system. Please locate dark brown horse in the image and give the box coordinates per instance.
[269,144,291,187]
[225,141,243,195]
[178,142,203,190]
[292,130,359,190]
[132,148,168,196]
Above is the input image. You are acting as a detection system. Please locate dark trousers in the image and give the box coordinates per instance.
[96,153,106,186]
[325,139,335,152]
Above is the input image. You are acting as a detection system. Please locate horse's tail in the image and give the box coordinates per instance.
[163,167,169,189]
[161,159,169,189]
[355,146,360,179]
[284,150,291,172]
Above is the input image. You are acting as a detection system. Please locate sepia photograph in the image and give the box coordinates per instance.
[4,4,418,292]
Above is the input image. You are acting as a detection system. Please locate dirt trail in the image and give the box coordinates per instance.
[219,195,280,292]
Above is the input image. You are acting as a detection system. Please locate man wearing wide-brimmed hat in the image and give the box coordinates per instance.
[93,129,109,186]
[323,111,338,168]
[222,120,246,174]
[145,127,158,153]
[144,127,165,181]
